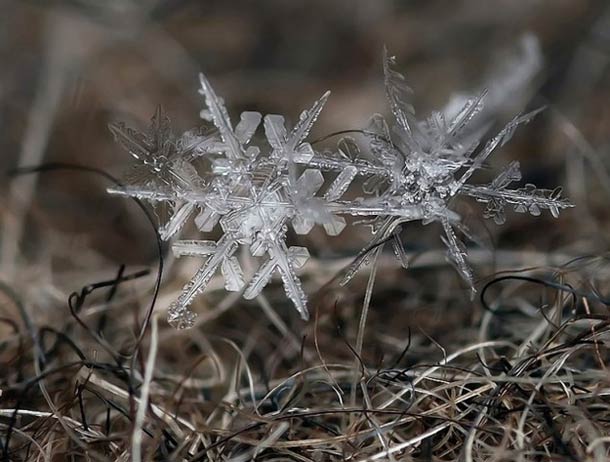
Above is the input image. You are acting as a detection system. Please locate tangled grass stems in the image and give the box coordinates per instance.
[1,261,609,460]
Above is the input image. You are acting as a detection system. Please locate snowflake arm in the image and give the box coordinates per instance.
[340,216,405,286]
[199,73,243,161]
[445,90,487,140]
[270,241,309,320]
[440,217,475,293]
[324,166,358,202]
[453,107,545,191]
[287,90,330,161]
[198,73,261,163]
[462,181,572,224]
[244,243,310,319]
[383,47,417,138]
[264,90,330,193]
[108,121,150,163]
[168,234,242,328]
[159,201,197,240]
[391,227,410,269]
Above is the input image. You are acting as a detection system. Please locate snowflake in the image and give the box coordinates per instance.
[109,74,352,328]
[107,105,218,240]
[295,50,572,290]
[108,50,572,328]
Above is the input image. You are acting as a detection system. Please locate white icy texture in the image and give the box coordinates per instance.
[108,50,572,328]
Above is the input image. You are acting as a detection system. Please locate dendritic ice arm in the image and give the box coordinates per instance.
[463,183,571,225]
[160,201,197,240]
[196,73,263,230]
[452,107,546,192]
[340,216,401,286]
[264,91,330,167]
[168,234,242,329]
[289,168,356,237]
[440,217,475,293]
[262,90,332,216]
[383,46,417,140]
[199,73,261,166]
[244,243,310,319]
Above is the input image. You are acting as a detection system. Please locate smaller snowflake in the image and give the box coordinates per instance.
[107,105,217,239]
[324,50,572,289]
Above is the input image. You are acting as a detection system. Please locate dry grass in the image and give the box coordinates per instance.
[1,245,609,461]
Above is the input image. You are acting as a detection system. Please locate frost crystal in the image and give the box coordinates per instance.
[108,50,572,328]
[107,105,217,240]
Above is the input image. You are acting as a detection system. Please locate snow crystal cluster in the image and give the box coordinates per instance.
[107,50,572,329]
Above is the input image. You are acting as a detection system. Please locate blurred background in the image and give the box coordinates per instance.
[1,0,610,324]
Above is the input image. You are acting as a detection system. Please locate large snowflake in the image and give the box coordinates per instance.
[108,51,572,328]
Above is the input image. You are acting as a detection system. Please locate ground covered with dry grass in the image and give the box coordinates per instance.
[2,249,610,460]
[1,1,610,460]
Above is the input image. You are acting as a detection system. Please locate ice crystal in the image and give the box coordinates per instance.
[107,105,217,240]
[108,50,573,328]
[301,50,572,291]
[109,74,345,328]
